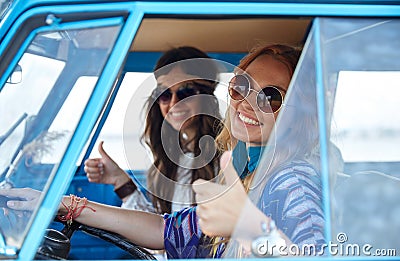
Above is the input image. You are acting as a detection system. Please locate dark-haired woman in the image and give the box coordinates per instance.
[84,46,222,213]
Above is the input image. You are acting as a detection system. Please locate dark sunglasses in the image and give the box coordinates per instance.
[228,74,285,113]
[153,83,208,104]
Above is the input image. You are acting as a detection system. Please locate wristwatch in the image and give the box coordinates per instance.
[251,220,286,257]
[114,179,137,199]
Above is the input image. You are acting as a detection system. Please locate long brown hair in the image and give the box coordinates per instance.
[142,46,223,213]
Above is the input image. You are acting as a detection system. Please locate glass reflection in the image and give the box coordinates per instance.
[0,25,120,252]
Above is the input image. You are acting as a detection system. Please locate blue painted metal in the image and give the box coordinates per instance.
[2,1,400,45]
[134,1,400,16]
[1,0,399,260]
[313,17,332,255]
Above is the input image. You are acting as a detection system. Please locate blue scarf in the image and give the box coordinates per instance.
[232,141,266,180]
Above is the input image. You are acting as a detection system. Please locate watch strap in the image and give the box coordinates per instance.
[114,179,137,199]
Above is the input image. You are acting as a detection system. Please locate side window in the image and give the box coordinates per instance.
[332,71,400,163]
[0,52,65,174]
[230,17,400,258]
[323,18,400,253]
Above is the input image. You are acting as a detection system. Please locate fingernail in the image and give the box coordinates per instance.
[98,163,103,168]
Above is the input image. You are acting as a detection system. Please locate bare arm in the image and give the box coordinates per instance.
[0,188,165,250]
[70,199,165,250]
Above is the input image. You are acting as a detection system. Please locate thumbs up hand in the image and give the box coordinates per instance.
[192,151,249,237]
[84,141,130,188]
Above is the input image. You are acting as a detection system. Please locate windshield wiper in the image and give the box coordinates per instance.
[0,113,28,146]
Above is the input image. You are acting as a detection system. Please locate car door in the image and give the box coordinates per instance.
[0,2,140,260]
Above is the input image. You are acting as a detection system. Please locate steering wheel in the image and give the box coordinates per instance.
[35,220,157,260]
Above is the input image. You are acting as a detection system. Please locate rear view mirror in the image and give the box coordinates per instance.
[6,64,22,84]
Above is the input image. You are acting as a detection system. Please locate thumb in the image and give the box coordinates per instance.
[98,141,111,160]
[192,179,224,203]
[220,151,240,186]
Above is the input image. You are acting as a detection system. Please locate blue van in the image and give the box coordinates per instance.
[0,0,399,260]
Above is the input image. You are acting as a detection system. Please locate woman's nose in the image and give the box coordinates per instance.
[169,92,180,106]
[243,89,258,109]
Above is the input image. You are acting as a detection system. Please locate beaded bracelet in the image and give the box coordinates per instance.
[58,194,96,226]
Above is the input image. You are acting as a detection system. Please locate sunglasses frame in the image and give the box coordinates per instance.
[228,74,286,113]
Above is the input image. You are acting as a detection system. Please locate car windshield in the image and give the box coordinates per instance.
[0,24,121,254]
[0,0,12,20]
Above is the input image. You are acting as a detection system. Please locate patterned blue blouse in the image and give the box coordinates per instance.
[163,160,324,259]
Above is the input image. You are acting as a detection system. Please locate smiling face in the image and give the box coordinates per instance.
[230,54,292,146]
[157,66,202,133]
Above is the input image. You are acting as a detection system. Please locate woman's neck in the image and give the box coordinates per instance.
[246,144,266,173]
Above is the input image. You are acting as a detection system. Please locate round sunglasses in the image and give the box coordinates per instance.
[152,83,208,104]
[228,74,285,113]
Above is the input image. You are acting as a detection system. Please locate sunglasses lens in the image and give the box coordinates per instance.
[257,87,283,113]
[229,75,249,100]
[157,84,200,104]
[158,90,172,103]
[176,85,198,101]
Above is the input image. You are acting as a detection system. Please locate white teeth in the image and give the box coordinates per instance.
[170,111,186,116]
[238,113,260,125]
